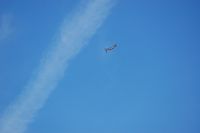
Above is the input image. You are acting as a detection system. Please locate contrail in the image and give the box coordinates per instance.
[0,13,13,41]
[0,0,115,133]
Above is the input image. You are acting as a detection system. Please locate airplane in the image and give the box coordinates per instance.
[104,44,117,53]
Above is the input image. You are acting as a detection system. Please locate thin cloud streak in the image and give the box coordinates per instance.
[0,14,13,41]
[0,0,114,133]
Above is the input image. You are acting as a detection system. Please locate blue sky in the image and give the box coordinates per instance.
[0,0,200,133]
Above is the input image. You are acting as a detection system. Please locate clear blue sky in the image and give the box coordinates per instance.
[0,0,200,133]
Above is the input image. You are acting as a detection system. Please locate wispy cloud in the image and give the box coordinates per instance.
[0,14,13,41]
[0,0,114,133]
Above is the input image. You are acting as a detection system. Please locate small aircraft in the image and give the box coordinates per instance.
[104,44,117,53]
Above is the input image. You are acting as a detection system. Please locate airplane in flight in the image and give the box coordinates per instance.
[104,44,117,53]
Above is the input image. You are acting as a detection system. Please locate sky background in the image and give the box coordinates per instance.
[0,0,200,133]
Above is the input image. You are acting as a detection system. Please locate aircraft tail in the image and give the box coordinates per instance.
[105,48,108,53]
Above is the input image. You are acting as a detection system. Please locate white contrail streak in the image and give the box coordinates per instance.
[0,0,114,133]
